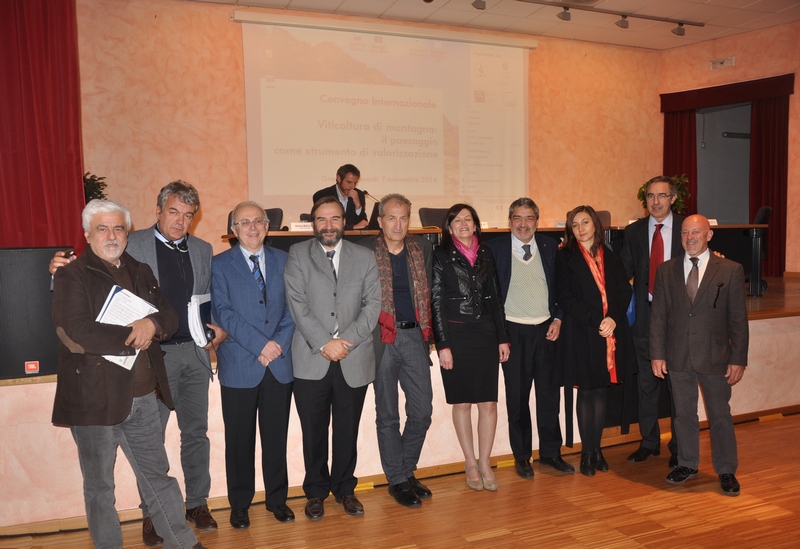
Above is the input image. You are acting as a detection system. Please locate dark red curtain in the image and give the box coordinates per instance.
[749,96,789,277]
[661,74,793,276]
[0,0,85,250]
[663,110,698,215]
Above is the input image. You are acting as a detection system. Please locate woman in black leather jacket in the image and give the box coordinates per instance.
[432,203,511,491]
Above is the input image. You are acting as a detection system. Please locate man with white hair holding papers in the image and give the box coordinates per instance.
[52,199,205,549]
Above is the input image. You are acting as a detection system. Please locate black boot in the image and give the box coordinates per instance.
[580,453,595,477]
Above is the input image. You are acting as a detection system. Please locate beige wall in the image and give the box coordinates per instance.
[78,0,667,250]
[77,1,798,270]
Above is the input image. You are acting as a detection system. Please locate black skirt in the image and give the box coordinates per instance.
[440,319,499,404]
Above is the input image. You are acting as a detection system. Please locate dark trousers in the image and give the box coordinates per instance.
[671,359,738,474]
[502,321,563,460]
[220,368,293,509]
[633,334,678,455]
[294,361,368,500]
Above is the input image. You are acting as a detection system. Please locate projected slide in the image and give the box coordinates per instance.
[243,23,527,226]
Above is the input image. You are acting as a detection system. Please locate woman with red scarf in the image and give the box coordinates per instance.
[432,204,511,491]
[556,205,635,477]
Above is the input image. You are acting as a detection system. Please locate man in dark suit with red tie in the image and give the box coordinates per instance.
[312,164,369,230]
[621,176,684,467]
[650,215,748,496]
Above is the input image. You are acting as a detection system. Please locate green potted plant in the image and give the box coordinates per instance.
[637,174,690,215]
[83,172,108,203]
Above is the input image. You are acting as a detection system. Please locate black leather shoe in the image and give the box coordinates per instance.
[666,466,698,485]
[229,508,250,529]
[266,503,295,523]
[515,459,534,479]
[142,516,163,546]
[669,454,679,469]
[304,498,324,521]
[407,476,432,499]
[591,449,609,472]
[388,482,422,508]
[719,474,740,496]
[539,456,575,474]
[579,453,595,477]
[627,446,660,462]
[335,494,365,516]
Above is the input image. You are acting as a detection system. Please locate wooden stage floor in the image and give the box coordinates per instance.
[3,415,799,548]
[746,276,800,320]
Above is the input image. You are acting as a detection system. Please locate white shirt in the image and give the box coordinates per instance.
[240,246,265,275]
[335,186,362,215]
[319,239,343,275]
[648,211,675,261]
[511,233,537,262]
[683,248,711,285]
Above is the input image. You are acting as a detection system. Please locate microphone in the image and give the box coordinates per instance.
[713,282,724,308]
[363,190,380,203]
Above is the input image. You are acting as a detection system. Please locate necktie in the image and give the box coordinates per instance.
[522,244,532,261]
[326,250,337,282]
[649,223,664,296]
[686,257,699,305]
[249,254,265,297]
[326,250,339,336]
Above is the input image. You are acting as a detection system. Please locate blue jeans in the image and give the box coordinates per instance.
[374,328,433,485]
[71,392,198,549]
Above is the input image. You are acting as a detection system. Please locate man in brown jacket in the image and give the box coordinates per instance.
[52,199,205,549]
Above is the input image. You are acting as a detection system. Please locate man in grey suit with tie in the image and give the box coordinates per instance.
[621,176,684,467]
[212,201,296,527]
[284,195,381,521]
[650,214,748,496]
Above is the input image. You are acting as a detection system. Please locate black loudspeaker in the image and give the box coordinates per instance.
[0,247,63,380]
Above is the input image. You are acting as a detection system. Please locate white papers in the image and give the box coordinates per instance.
[188,294,212,347]
[96,285,158,370]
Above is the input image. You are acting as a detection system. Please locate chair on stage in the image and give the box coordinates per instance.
[226,207,284,247]
[419,207,449,230]
[750,205,772,292]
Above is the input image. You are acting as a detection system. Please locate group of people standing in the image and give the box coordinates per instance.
[49,168,748,549]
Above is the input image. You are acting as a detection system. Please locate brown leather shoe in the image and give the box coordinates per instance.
[142,516,163,547]
[304,497,325,521]
[185,505,218,531]
[335,494,364,516]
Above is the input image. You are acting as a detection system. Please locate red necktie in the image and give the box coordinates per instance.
[649,224,664,296]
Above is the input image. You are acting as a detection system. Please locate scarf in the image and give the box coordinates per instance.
[578,244,617,383]
[375,235,433,344]
[452,234,479,266]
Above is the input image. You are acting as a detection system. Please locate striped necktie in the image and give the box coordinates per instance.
[326,250,337,282]
[249,254,266,297]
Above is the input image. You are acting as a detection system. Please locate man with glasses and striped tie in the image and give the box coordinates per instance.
[211,201,296,527]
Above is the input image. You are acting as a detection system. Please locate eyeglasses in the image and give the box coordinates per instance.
[646,193,673,201]
[233,218,267,228]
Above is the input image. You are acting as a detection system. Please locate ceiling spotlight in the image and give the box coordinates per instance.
[672,23,685,36]
[471,0,486,10]
[615,16,628,29]
[557,7,571,21]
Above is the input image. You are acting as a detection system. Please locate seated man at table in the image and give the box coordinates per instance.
[313,164,369,230]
